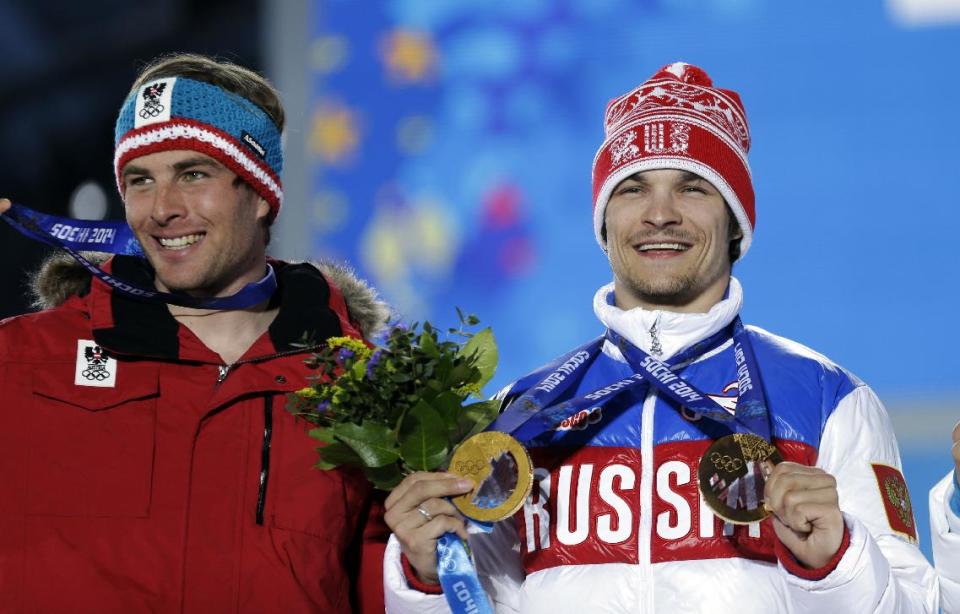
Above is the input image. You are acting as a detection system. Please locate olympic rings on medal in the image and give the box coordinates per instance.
[709,451,744,473]
[698,433,783,524]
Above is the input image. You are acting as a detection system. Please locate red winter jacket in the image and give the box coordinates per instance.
[0,255,390,613]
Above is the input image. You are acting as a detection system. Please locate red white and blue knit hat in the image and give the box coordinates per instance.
[591,62,754,259]
[114,77,283,222]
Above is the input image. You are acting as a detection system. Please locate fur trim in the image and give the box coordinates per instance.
[28,253,391,340]
[314,260,392,340]
[29,251,107,311]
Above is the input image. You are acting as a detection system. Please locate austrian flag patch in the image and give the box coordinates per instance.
[871,463,917,542]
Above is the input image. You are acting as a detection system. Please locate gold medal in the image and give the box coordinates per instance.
[448,432,534,523]
[698,433,782,524]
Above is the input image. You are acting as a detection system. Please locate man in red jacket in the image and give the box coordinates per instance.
[0,53,388,613]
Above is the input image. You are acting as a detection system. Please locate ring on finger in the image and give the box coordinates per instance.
[416,504,433,522]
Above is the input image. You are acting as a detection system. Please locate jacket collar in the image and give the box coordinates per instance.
[88,255,347,362]
[593,276,743,362]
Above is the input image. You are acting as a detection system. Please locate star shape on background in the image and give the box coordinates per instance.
[380,30,438,83]
[309,102,360,164]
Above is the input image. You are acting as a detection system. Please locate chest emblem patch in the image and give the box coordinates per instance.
[75,340,117,388]
[871,463,917,543]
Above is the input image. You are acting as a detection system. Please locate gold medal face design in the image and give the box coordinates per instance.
[448,432,534,523]
[698,433,782,524]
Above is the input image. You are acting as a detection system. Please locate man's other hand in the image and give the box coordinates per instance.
[384,472,474,585]
[764,461,844,569]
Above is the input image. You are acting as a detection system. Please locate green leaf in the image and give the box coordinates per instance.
[399,400,449,471]
[456,400,501,441]
[458,328,498,389]
[314,440,362,470]
[332,421,400,468]
[447,362,474,386]
[314,458,340,471]
[308,427,336,444]
[363,464,406,490]
[432,391,464,429]
[419,329,440,358]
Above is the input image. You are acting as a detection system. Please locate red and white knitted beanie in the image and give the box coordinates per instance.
[591,62,754,259]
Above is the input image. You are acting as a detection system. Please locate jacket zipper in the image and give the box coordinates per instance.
[209,347,319,523]
[649,315,663,357]
[256,396,273,526]
[215,345,320,385]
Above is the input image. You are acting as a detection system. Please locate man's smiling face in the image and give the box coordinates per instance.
[122,149,271,297]
[604,168,739,312]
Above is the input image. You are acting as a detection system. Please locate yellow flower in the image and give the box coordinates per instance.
[296,387,320,398]
[327,336,373,359]
[454,383,483,399]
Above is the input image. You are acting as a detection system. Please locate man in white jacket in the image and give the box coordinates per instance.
[931,423,960,613]
[382,62,939,613]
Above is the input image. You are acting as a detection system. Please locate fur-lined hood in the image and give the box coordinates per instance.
[29,252,391,340]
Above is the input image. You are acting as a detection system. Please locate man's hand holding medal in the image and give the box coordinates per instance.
[386,432,533,585]
[764,462,845,569]
[385,472,476,584]
[697,430,845,570]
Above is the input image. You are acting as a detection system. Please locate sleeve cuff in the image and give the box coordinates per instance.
[775,522,852,581]
[401,553,444,595]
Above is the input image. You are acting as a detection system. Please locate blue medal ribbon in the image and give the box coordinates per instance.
[606,317,771,441]
[436,533,494,614]
[492,319,745,442]
[2,202,144,256]
[2,202,277,310]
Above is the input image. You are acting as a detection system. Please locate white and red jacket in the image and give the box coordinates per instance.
[931,472,960,613]
[384,278,939,613]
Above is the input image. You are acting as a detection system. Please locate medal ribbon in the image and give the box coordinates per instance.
[2,201,145,256]
[606,317,771,441]
[436,533,494,614]
[490,319,744,443]
[2,202,277,310]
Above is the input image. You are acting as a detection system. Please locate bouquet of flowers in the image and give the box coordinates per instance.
[287,310,500,489]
